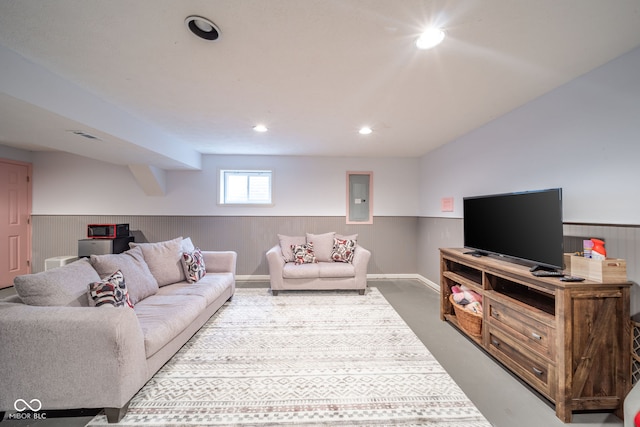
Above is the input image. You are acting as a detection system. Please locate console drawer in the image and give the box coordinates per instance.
[486,297,555,360]
[488,327,555,400]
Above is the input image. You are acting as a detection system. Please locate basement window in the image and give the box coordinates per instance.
[219,170,273,205]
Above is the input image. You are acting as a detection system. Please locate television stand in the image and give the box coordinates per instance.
[440,248,631,422]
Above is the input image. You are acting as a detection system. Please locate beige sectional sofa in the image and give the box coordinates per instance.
[266,232,371,295]
[0,237,236,423]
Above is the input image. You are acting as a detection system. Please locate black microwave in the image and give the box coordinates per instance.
[87,224,130,239]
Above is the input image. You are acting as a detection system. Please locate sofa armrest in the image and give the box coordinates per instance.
[353,245,371,289]
[202,251,237,276]
[0,302,148,412]
[266,245,286,290]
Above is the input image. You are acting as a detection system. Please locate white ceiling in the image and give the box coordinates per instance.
[1,0,640,170]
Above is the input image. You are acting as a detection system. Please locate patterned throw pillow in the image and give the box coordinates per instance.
[291,243,317,265]
[181,248,206,283]
[88,270,133,308]
[331,238,357,263]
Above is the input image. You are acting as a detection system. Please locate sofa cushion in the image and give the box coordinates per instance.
[181,248,206,283]
[306,232,335,262]
[130,237,186,286]
[90,246,159,305]
[331,238,357,263]
[292,243,317,265]
[135,294,207,357]
[180,237,195,253]
[156,273,233,306]
[14,258,100,307]
[88,270,133,308]
[278,234,306,262]
[319,261,356,278]
[283,262,320,279]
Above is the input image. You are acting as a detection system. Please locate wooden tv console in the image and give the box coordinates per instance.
[440,248,631,422]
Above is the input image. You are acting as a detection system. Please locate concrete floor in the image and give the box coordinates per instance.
[0,280,624,426]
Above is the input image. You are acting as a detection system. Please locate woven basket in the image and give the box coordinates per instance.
[449,294,482,338]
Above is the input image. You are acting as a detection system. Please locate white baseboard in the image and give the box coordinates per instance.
[236,274,440,293]
[236,274,270,282]
[367,274,439,292]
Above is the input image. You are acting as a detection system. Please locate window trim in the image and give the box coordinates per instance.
[218,169,274,207]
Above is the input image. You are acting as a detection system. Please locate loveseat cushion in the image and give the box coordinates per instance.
[13,258,100,307]
[130,237,186,286]
[283,262,320,279]
[134,294,207,358]
[319,262,355,278]
[278,234,306,262]
[282,261,356,279]
[90,246,159,305]
[306,232,335,262]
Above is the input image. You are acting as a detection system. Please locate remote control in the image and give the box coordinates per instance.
[560,276,585,282]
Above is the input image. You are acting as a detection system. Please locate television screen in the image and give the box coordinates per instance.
[463,188,564,270]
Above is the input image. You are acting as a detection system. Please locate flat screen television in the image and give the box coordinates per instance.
[463,188,564,270]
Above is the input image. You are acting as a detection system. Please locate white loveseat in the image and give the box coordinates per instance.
[266,232,371,295]
[0,237,236,423]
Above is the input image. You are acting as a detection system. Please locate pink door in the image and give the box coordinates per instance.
[0,159,32,288]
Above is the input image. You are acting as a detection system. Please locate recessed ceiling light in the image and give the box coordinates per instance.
[416,28,445,50]
[185,15,220,41]
[253,124,268,132]
[359,127,373,135]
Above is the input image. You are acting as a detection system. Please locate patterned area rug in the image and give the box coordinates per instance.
[86,288,490,426]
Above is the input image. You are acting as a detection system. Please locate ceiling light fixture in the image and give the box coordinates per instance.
[416,28,445,50]
[185,15,220,41]
[253,124,268,133]
[359,127,373,135]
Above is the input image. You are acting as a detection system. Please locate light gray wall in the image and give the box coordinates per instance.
[419,47,640,224]
[30,152,420,217]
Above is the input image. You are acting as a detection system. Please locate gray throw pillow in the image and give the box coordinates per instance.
[130,237,185,286]
[90,245,159,305]
[14,258,100,307]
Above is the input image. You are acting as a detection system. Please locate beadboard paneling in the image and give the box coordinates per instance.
[31,215,418,277]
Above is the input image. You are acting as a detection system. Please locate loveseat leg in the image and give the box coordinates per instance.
[359,289,365,295]
[272,290,279,296]
[1,411,5,421]
[105,402,129,423]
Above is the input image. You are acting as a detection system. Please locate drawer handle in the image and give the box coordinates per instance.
[491,339,500,347]
[532,367,544,376]
[493,310,500,318]
[531,332,542,340]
